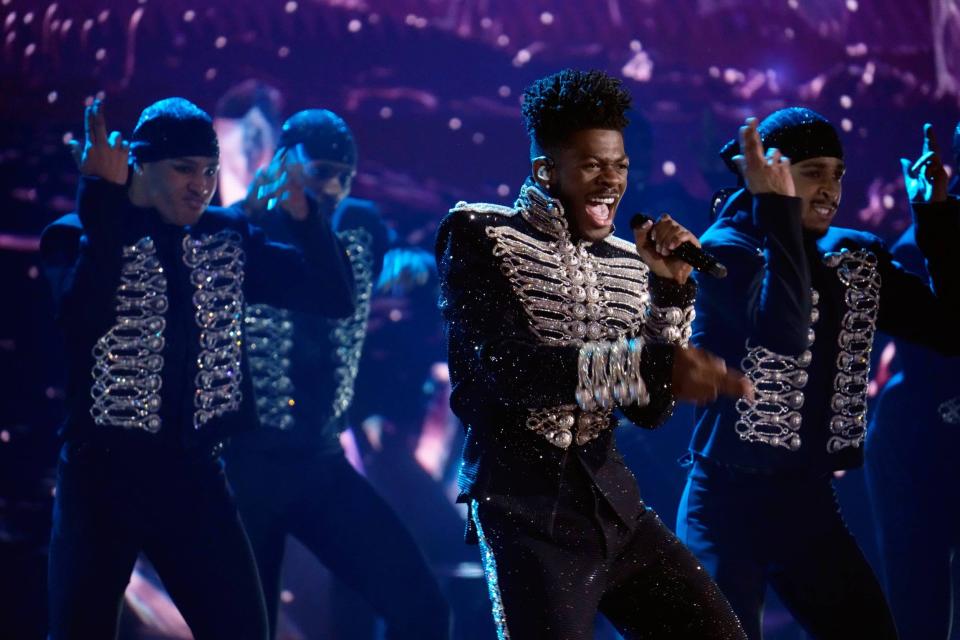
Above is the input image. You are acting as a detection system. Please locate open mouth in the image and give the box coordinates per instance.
[811,202,836,222]
[584,193,618,227]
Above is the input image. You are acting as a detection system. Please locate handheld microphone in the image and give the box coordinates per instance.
[629,213,727,279]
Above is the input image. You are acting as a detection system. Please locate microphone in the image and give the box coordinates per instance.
[629,213,727,279]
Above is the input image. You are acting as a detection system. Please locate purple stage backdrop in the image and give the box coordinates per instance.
[1,2,958,639]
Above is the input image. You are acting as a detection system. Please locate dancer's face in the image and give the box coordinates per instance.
[790,156,844,237]
[544,129,628,242]
[137,156,219,226]
[287,143,354,210]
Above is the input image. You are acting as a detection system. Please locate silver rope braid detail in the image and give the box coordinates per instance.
[643,304,695,346]
[244,305,295,430]
[824,249,880,452]
[329,228,375,422]
[182,230,245,429]
[735,289,818,451]
[90,236,168,433]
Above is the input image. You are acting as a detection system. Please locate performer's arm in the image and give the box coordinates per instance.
[75,99,133,256]
[241,153,357,317]
[243,202,356,317]
[698,118,813,356]
[879,124,960,355]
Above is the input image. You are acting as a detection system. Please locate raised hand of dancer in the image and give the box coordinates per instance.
[632,214,698,284]
[672,346,753,406]
[244,148,310,220]
[731,117,795,197]
[901,123,948,203]
[77,99,129,185]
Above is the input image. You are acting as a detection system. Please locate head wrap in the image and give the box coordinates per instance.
[279,109,357,167]
[720,107,842,175]
[129,98,219,164]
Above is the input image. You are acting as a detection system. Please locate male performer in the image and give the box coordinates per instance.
[437,68,749,639]
[677,108,960,638]
[864,125,960,640]
[40,98,354,640]
[225,109,451,639]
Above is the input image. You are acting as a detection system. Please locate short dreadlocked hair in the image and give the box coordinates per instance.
[521,69,631,157]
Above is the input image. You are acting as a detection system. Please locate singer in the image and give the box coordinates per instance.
[676,108,960,639]
[436,68,749,638]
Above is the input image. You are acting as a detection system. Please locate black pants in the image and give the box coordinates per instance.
[866,376,960,640]
[470,463,745,639]
[226,447,450,640]
[677,457,897,640]
[47,442,268,640]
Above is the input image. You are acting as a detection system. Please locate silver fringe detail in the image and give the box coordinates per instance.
[329,228,376,422]
[824,249,880,452]
[472,501,511,640]
[182,230,246,429]
[735,289,819,451]
[939,397,960,425]
[576,337,649,414]
[244,305,295,430]
[89,236,168,433]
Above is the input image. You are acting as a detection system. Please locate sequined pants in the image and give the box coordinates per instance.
[866,376,960,640]
[226,447,451,640]
[470,462,746,639]
[677,457,897,640]
[47,442,268,640]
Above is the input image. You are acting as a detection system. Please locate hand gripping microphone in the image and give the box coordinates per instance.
[629,214,727,279]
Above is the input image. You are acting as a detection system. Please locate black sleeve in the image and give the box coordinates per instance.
[437,212,581,411]
[877,199,960,355]
[243,202,356,318]
[618,275,696,429]
[39,218,84,320]
[74,175,131,259]
[698,193,812,355]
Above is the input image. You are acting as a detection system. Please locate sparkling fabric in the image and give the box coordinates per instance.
[823,248,881,452]
[182,229,246,430]
[329,227,376,422]
[470,464,746,639]
[735,289,818,451]
[444,181,692,450]
[89,236,168,433]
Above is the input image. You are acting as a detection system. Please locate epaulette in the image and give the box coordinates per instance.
[449,201,517,218]
[603,234,639,255]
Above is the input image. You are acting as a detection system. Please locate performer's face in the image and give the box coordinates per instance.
[550,129,628,242]
[139,156,219,226]
[789,156,844,237]
[288,143,355,211]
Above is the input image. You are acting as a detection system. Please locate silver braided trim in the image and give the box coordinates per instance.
[525,405,612,449]
[824,249,880,452]
[939,397,960,425]
[575,337,649,415]
[735,289,818,451]
[329,228,375,422]
[182,230,245,429]
[471,501,511,640]
[643,304,695,346]
[244,305,295,430]
[90,236,168,433]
